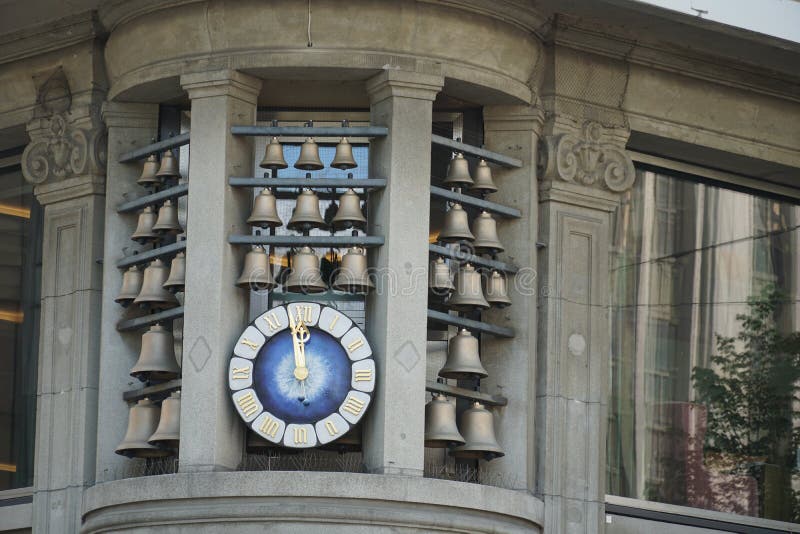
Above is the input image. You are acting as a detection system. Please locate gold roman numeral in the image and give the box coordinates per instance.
[328,314,340,332]
[259,415,279,438]
[236,392,259,417]
[343,395,365,416]
[293,305,313,323]
[347,337,364,354]
[354,369,372,382]
[324,420,338,436]
[231,367,251,380]
[262,312,280,332]
[239,338,259,350]
[293,427,308,444]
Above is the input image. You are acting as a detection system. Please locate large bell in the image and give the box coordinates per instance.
[259,137,288,170]
[134,259,179,308]
[247,188,282,228]
[471,211,504,253]
[284,246,327,293]
[115,265,143,306]
[470,159,498,194]
[447,263,489,311]
[131,206,159,243]
[137,154,160,188]
[439,329,488,379]
[443,153,473,187]
[485,270,511,308]
[163,252,186,293]
[148,390,181,448]
[152,199,182,234]
[332,247,373,294]
[438,203,474,243]
[450,402,505,460]
[331,137,357,170]
[236,245,276,290]
[115,398,171,458]
[429,256,454,295]
[287,189,327,231]
[331,189,366,230]
[294,137,324,170]
[155,149,180,179]
[130,324,180,381]
[424,394,465,448]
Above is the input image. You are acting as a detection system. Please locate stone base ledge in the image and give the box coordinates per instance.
[81,471,543,533]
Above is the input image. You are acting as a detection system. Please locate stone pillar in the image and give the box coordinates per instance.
[536,119,635,534]
[21,70,107,532]
[95,102,160,483]
[178,70,261,472]
[363,69,443,476]
[480,105,544,491]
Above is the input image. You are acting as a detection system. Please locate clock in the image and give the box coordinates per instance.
[228,302,375,449]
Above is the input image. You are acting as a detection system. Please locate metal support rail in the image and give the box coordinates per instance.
[429,244,518,275]
[229,177,387,189]
[123,379,182,402]
[119,133,191,163]
[427,309,514,338]
[425,380,508,407]
[117,184,189,214]
[116,240,186,269]
[229,235,384,248]
[430,186,521,218]
[431,134,522,169]
[231,126,389,138]
[117,306,184,332]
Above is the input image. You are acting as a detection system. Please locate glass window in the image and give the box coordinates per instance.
[608,165,800,523]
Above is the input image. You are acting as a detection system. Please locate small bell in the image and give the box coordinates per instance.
[148,390,181,448]
[134,259,179,308]
[131,206,159,243]
[163,252,186,293]
[470,159,498,194]
[247,188,282,228]
[155,150,181,179]
[485,270,511,308]
[332,247,373,294]
[438,203,474,243]
[137,154,160,188]
[450,402,504,460]
[428,257,454,295]
[236,245,276,291]
[115,265,143,306]
[130,324,180,381]
[152,199,182,234]
[471,211,504,253]
[294,137,324,171]
[443,153,473,187]
[287,189,327,232]
[424,394,465,448]
[115,398,171,458]
[259,137,288,170]
[284,246,327,293]
[331,137,357,170]
[439,329,488,379]
[331,189,367,230]
[447,263,489,311]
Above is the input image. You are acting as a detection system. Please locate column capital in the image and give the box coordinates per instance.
[101,101,159,129]
[180,69,262,103]
[366,69,444,104]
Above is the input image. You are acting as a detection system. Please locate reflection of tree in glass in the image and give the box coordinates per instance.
[693,284,800,521]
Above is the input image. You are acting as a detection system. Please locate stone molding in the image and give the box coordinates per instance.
[180,69,262,103]
[0,11,101,66]
[366,69,445,104]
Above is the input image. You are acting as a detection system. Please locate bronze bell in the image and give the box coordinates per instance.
[443,153,473,187]
[451,402,505,460]
[134,259,179,308]
[471,211,504,253]
[331,137,357,170]
[148,390,181,448]
[284,246,327,293]
[163,251,186,293]
[447,263,489,311]
[332,247,373,294]
[438,203,474,243]
[131,206,159,243]
[259,137,288,170]
[439,329,488,379]
[131,324,180,381]
[236,245,276,290]
[152,199,182,234]
[424,394,465,448]
[294,137,324,170]
[470,159,498,194]
[115,398,171,458]
[137,154,160,187]
[287,189,327,231]
[115,265,143,306]
[155,149,180,179]
[331,189,366,230]
[247,188,282,228]
[485,270,511,308]
[429,256,454,295]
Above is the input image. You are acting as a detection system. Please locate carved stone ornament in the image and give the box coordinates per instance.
[538,121,635,193]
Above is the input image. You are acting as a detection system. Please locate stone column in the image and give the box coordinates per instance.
[536,119,635,534]
[363,69,443,476]
[21,70,107,532]
[95,102,160,483]
[178,70,261,472]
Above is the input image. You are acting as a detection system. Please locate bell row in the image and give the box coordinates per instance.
[438,203,503,252]
[131,201,183,243]
[247,185,366,231]
[430,259,511,309]
[260,134,357,171]
[116,393,181,458]
[116,255,184,308]
[137,150,182,188]
[425,395,504,461]
[442,153,498,194]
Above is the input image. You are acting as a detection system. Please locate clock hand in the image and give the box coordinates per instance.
[292,317,309,381]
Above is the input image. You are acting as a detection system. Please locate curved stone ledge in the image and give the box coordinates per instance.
[81,471,543,533]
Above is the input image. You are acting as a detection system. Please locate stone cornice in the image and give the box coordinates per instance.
[366,69,445,104]
[418,0,549,38]
[0,11,102,66]
[180,70,262,103]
